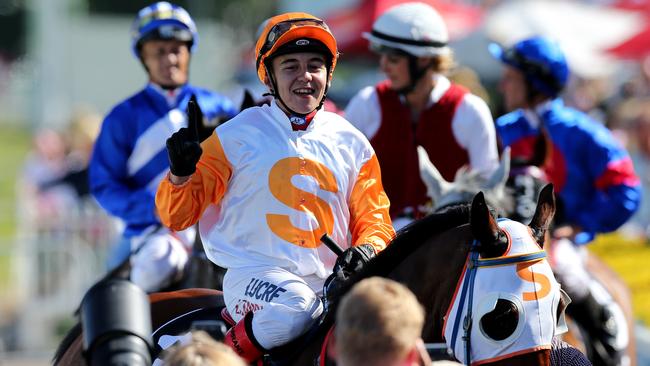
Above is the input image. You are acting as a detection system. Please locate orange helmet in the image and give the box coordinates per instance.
[255,12,338,85]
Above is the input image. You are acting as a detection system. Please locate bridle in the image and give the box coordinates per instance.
[448,228,547,365]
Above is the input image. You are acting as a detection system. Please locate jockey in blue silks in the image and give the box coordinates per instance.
[88,1,237,292]
[491,36,641,365]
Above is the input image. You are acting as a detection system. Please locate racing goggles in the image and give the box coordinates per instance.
[257,18,330,65]
[136,7,194,33]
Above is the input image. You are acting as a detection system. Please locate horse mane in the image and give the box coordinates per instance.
[359,203,471,280]
[53,322,82,365]
[324,204,472,321]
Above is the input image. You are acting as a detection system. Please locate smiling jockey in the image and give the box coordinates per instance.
[491,36,641,365]
[88,2,237,292]
[156,12,394,363]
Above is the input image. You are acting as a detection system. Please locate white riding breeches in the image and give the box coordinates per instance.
[129,226,194,292]
[223,266,325,350]
[550,238,590,301]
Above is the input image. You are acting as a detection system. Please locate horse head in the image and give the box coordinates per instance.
[442,184,562,365]
[418,146,511,213]
[471,183,555,254]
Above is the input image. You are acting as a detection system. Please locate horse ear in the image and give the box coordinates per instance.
[483,147,511,190]
[529,183,556,247]
[471,191,508,258]
[417,146,451,205]
[239,89,257,111]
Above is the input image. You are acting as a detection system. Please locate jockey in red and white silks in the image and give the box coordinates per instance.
[344,3,499,226]
[156,100,394,350]
[443,219,566,365]
[346,73,498,180]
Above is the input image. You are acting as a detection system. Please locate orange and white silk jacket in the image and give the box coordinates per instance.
[156,101,394,279]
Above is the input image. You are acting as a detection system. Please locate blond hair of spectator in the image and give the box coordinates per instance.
[335,277,426,366]
[163,331,246,366]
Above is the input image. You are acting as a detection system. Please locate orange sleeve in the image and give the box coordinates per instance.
[349,154,395,252]
[156,133,232,231]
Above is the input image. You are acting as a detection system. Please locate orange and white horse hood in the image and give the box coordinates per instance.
[443,219,566,365]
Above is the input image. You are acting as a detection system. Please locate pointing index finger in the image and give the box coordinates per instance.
[187,94,200,142]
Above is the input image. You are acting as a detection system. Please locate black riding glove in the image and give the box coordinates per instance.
[166,95,214,177]
[333,244,376,278]
[324,244,376,304]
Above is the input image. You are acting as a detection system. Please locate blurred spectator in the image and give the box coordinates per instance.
[448,65,491,106]
[333,277,432,366]
[21,128,68,193]
[162,330,246,366]
[19,128,77,230]
[606,57,650,133]
[41,108,102,198]
[626,103,650,239]
[19,108,103,229]
[564,76,609,125]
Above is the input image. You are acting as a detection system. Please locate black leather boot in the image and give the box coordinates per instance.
[567,291,622,366]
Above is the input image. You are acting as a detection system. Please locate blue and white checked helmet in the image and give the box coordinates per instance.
[130,2,198,57]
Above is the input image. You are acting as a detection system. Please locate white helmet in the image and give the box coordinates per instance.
[364,2,449,57]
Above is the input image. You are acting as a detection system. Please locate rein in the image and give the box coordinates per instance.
[449,238,547,365]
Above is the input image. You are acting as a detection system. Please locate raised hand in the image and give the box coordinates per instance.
[187,94,218,143]
[165,95,205,177]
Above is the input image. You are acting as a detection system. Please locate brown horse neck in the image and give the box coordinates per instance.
[486,349,551,366]
[391,225,474,343]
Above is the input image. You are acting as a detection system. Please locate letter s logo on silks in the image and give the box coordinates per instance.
[516,261,552,301]
[266,157,338,248]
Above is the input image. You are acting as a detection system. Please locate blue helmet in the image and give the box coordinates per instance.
[489,36,569,98]
[130,2,198,58]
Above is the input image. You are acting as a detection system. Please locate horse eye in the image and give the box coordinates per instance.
[479,299,519,341]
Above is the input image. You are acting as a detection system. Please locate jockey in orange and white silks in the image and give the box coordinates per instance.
[344,2,499,227]
[156,12,394,363]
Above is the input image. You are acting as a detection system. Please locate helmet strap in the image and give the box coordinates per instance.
[263,59,330,117]
[524,79,552,107]
[395,56,431,95]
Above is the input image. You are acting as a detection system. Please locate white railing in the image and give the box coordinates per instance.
[9,192,118,351]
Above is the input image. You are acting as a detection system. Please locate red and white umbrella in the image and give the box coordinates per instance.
[606,0,650,60]
[485,0,645,78]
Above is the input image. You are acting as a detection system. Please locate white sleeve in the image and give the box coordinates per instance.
[344,86,382,139]
[452,93,499,178]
